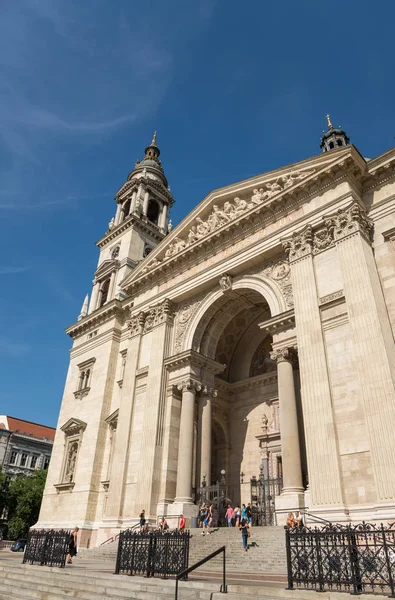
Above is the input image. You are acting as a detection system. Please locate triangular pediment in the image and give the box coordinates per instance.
[121,146,365,292]
[95,259,119,278]
[61,418,87,436]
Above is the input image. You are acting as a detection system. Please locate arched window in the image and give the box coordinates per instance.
[122,199,131,221]
[147,200,160,225]
[329,141,335,150]
[143,245,153,258]
[337,139,343,146]
[99,278,110,307]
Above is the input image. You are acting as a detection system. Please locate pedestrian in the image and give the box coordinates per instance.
[199,503,207,529]
[179,514,185,533]
[139,510,147,532]
[159,517,168,531]
[241,503,247,521]
[286,512,296,528]
[66,527,79,564]
[246,503,252,537]
[234,504,241,527]
[202,504,213,535]
[225,504,234,527]
[239,518,249,552]
[294,511,304,529]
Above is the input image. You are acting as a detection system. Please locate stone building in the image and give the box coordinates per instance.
[36,122,395,547]
[0,416,55,477]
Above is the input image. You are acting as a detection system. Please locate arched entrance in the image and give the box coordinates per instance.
[188,286,285,511]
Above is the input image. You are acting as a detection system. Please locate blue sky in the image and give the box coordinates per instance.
[0,0,394,427]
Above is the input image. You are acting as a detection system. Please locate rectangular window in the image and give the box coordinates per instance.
[30,455,38,469]
[43,456,50,470]
[10,450,18,465]
[20,453,28,467]
[74,358,96,398]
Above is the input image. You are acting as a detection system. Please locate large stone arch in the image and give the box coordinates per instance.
[183,274,286,354]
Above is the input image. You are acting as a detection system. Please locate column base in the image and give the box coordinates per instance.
[275,490,305,525]
[168,501,198,528]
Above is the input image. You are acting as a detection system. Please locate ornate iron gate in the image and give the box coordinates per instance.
[23,529,71,568]
[250,466,282,526]
[196,475,229,527]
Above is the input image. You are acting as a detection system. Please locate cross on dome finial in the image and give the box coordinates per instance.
[151,131,157,145]
[326,114,333,129]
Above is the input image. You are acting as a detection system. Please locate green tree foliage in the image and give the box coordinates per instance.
[6,470,47,539]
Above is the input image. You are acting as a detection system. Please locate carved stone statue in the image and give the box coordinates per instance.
[251,188,266,205]
[219,273,232,291]
[223,201,236,219]
[261,414,269,431]
[187,225,199,244]
[168,220,173,232]
[65,442,78,482]
[233,197,249,216]
[196,217,209,237]
[108,217,115,230]
[265,180,282,197]
[207,205,230,231]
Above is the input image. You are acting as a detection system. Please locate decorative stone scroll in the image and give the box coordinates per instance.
[270,347,298,365]
[177,379,202,394]
[200,385,218,398]
[324,202,373,242]
[141,168,315,268]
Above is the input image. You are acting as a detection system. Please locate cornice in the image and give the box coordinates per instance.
[122,153,364,296]
[362,151,395,192]
[258,309,295,335]
[96,213,165,249]
[164,349,226,375]
[116,175,174,203]
[66,300,125,340]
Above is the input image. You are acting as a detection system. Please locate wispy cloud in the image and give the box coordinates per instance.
[0,266,29,275]
[0,336,30,358]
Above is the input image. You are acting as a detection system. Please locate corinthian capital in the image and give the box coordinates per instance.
[282,225,313,262]
[324,202,373,243]
[270,347,298,365]
[177,379,202,394]
[127,312,145,337]
[144,298,175,332]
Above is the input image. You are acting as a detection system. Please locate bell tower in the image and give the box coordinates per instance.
[320,114,350,153]
[83,133,174,315]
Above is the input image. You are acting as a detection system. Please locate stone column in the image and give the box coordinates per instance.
[282,226,344,511]
[108,271,116,302]
[270,348,303,494]
[159,203,168,231]
[175,379,201,503]
[88,280,99,314]
[143,191,150,216]
[114,203,122,226]
[130,190,137,213]
[197,386,216,487]
[326,202,395,501]
[105,312,145,518]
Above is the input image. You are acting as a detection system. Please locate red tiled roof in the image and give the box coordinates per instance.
[6,417,56,441]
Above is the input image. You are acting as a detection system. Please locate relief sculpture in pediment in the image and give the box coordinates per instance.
[138,168,315,275]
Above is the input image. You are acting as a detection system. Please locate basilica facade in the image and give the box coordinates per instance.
[37,123,395,547]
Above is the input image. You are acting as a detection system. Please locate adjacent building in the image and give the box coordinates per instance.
[0,416,55,477]
[36,122,395,548]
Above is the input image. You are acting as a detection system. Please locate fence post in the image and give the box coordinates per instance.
[347,526,362,595]
[381,523,395,597]
[315,529,325,592]
[285,527,293,590]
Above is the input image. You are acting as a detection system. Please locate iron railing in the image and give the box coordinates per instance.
[115,529,190,578]
[175,545,227,599]
[250,473,282,526]
[196,477,229,527]
[286,522,395,595]
[23,529,71,568]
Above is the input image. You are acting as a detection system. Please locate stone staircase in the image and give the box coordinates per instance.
[189,526,287,575]
[0,559,387,600]
[78,526,287,577]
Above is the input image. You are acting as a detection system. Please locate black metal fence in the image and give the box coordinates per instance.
[286,522,395,595]
[196,476,229,527]
[250,472,282,526]
[115,529,190,578]
[23,529,71,568]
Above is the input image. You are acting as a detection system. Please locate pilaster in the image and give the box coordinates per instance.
[325,202,395,501]
[282,226,344,508]
[105,311,145,518]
